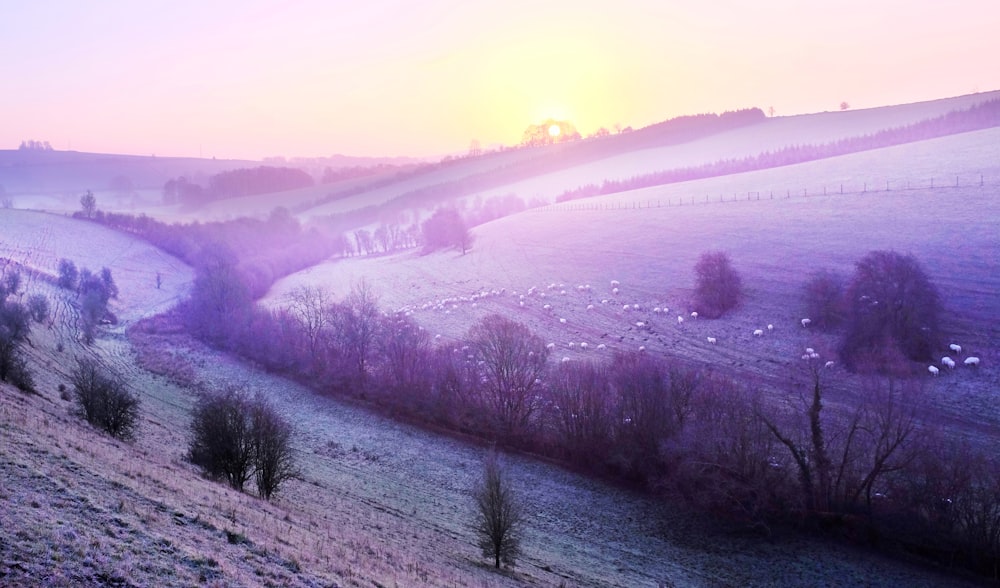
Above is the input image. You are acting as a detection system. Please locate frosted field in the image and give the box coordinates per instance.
[0,209,193,323]
[265,129,1000,438]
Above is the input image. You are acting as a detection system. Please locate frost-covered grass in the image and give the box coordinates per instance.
[265,129,1000,443]
[0,209,193,324]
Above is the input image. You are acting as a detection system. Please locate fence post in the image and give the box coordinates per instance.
[840,183,843,194]
[886,180,890,191]
[931,178,934,188]
[956,176,959,187]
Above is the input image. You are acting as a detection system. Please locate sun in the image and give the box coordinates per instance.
[548,124,561,138]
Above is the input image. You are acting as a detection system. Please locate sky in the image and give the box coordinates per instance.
[1,0,998,160]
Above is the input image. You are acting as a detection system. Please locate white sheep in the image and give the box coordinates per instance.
[586,304,594,310]
[623,304,631,311]
[753,329,764,337]
[635,321,646,329]
[706,337,717,344]
[767,324,774,332]
[611,280,620,287]
[949,343,962,354]
[559,317,567,324]
[546,342,556,350]
[801,318,812,327]
[633,304,641,311]
[824,361,835,369]
[580,342,589,350]
[653,307,662,314]
[805,347,815,354]
[677,316,684,324]
[941,357,956,369]
[596,343,607,350]
[612,287,620,295]
[543,304,552,311]
[964,357,980,367]
[562,356,571,363]
[638,345,646,352]
[690,311,698,319]
[928,365,940,376]
[601,299,609,305]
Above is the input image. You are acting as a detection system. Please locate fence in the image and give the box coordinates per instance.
[535,174,992,212]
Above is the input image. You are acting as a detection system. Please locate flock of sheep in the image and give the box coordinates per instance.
[397,278,981,375]
[928,343,980,375]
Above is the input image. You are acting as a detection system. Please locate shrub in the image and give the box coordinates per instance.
[250,397,298,500]
[802,269,846,330]
[692,251,743,318]
[71,358,141,440]
[421,208,473,254]
[26,294,49,323]
[57,259,78,290]
[189,387,297,499]
[839,251,941,371]
[0,300,33,391]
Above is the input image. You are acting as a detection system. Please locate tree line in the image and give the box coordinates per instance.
[166,251,998,579]
[162,165,314,206]
[71,193,994,579]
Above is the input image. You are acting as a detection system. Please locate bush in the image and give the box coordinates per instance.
[0,300,33,391]
[802,269,846,330]
[26,294,49,323]
[71,359,141,440]
[189,387,297,499]
[839,251,941,371]
[692,251,743,318]
[57,259,78,290]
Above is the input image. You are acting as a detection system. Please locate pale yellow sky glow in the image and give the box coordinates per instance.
[1,0,998,160]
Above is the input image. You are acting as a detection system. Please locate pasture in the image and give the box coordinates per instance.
[265,127,1000,441]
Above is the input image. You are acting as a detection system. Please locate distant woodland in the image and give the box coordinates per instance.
[162,166,315,206]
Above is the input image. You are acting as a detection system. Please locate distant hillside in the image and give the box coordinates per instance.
[0,150,255,194]
[293,90,1000,225]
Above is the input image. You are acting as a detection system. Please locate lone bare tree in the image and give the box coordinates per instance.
[473,450,524,569]
[80,190,97,219]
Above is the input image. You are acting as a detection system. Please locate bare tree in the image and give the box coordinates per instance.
[547,360,614,464]
[473,450,524,569]
[758,359,920,517]
[331,280,383,393]
[250,395,298,500]
[376,314,432,401]
[467,314,548,438]
[79,190,97,219]
[609,352,697,481]
[287,285,331,358]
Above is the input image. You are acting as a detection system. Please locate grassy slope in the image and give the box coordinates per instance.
[1,201,984,585]
[287,90,1000,219]
[265,127,1000,441]
[457,90,1000,205]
